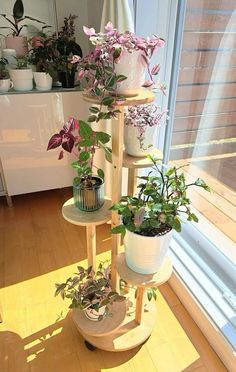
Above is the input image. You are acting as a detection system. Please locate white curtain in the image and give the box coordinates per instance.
[100,0,134,32]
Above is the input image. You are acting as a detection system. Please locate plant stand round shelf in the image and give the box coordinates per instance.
[71,256,172,352]
[62,198,111,269]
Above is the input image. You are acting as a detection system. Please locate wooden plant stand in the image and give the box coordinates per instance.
[62,89,172,351]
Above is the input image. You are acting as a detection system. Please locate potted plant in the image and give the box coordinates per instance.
[111,155,210,274]
[124,104,168,157]
[28,27,55,91]
[53,14,82,88]
[55,262,125,321]
[0,0,45,57]
[0,58,13,92]
[9,56,33,91]
[47,117,111,211]
[79,21,166,98]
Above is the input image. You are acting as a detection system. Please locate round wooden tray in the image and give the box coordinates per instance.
[62,198,111,227]
[71,300,127,337]
[122,149,163,169]
[72,293,157,352]
[116,253,173,288]
[82,89,155,107]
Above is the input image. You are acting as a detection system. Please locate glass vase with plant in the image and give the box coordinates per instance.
[111,155,210,274]
[55,261,125,321]
[0,0,45,57]
[124,104,168,157]
[47,117,111,211]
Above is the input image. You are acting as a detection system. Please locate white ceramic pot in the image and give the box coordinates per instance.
[0,78,13,93]
[114,50,146,97]
[124,228,172,274]
[85,306,106,321]
[33,72,53,91]
[124,125,157,157]
[5,36,28,58]
[9,68,33,92]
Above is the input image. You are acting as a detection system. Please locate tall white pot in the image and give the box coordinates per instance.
[124,228,172,274]
[115,50,146,97]
[124,125,157,157]
[9,68,33,92]
[33,72,53,91]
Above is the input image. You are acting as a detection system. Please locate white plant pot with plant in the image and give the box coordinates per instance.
[0,58,14,92]
[9,57,33,91]
[0,0,45,57]
[47,118,112,212]
[33,72,52,91]
[55,262,125,322]
[124,104,168,157]
[111,155,210,275]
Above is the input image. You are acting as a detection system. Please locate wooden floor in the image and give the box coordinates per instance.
[0,189,227,372]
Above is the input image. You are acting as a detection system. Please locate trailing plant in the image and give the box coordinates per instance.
[111,155,210,237]
[76,22,166,124]
[0,0,45,37]
[125,104,168,150]
[47,117,111,188]
[0,58,9,79]
[55,261,125,320]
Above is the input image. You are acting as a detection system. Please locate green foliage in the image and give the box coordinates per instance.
[0,58,9,79]
[111,156,210,236]
[55,262,125,320]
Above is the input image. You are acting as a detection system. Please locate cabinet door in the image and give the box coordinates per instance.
[0,92,89,196]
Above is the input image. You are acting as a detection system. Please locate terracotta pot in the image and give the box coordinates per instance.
[5,36,28,58]
[124,228,172,274]
[114,50,146,97]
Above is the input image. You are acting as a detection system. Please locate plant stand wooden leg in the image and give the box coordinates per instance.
[86,225,96,270]
[128,168,138,196]
[135,286,145,325]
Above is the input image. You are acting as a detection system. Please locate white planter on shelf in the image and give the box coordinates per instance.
[124,125,157,157]
[0,78,13,93]
[124,228,172,274]
[9,68,33,92]
[84,306,106,321]
[5,36,28,58]
[114,50,146,97]
[33,72,53,91]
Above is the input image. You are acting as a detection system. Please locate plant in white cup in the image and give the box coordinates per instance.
[0,58,13,92]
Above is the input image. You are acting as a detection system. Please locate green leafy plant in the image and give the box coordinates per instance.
[0,58,9,79]
[15,56,28,69]
[0,0,45,36]
[55,262,125,320]
[28,27,55,74]
[111,155,210,237]
[47,117,111,188]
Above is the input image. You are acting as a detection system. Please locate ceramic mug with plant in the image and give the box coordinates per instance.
[111,155,210,274]
[9,56,33,91]
[0,58,13,92]
[124,104,168,157]
[0,0,45,57]
[47,117,111,211]
[55,262,125,321]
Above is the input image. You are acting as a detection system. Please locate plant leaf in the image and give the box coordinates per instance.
[47,134,62,150]
[13,0,24,19]
[97,168,104,180]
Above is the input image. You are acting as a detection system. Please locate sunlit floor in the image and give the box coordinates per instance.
[0,189,226,372]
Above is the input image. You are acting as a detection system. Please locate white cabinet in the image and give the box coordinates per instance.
[0,91,90,196]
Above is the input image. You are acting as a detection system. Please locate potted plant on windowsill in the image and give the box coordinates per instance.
[124,104,168,157]
[55,262,125,321]
[0,0,45,57]
[9,56,33,91]
[0,58,13,92]
[47,117,111,211]
[53,14,83,88]
[111,155,210,274]
[28,26,55,91]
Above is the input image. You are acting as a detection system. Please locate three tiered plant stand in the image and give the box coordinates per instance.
[62,89,173,351]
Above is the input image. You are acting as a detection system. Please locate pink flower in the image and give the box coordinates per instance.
[105,21,116,35]
[31,36,44,48]
[71,55,81,64]
[83,26,96,36]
